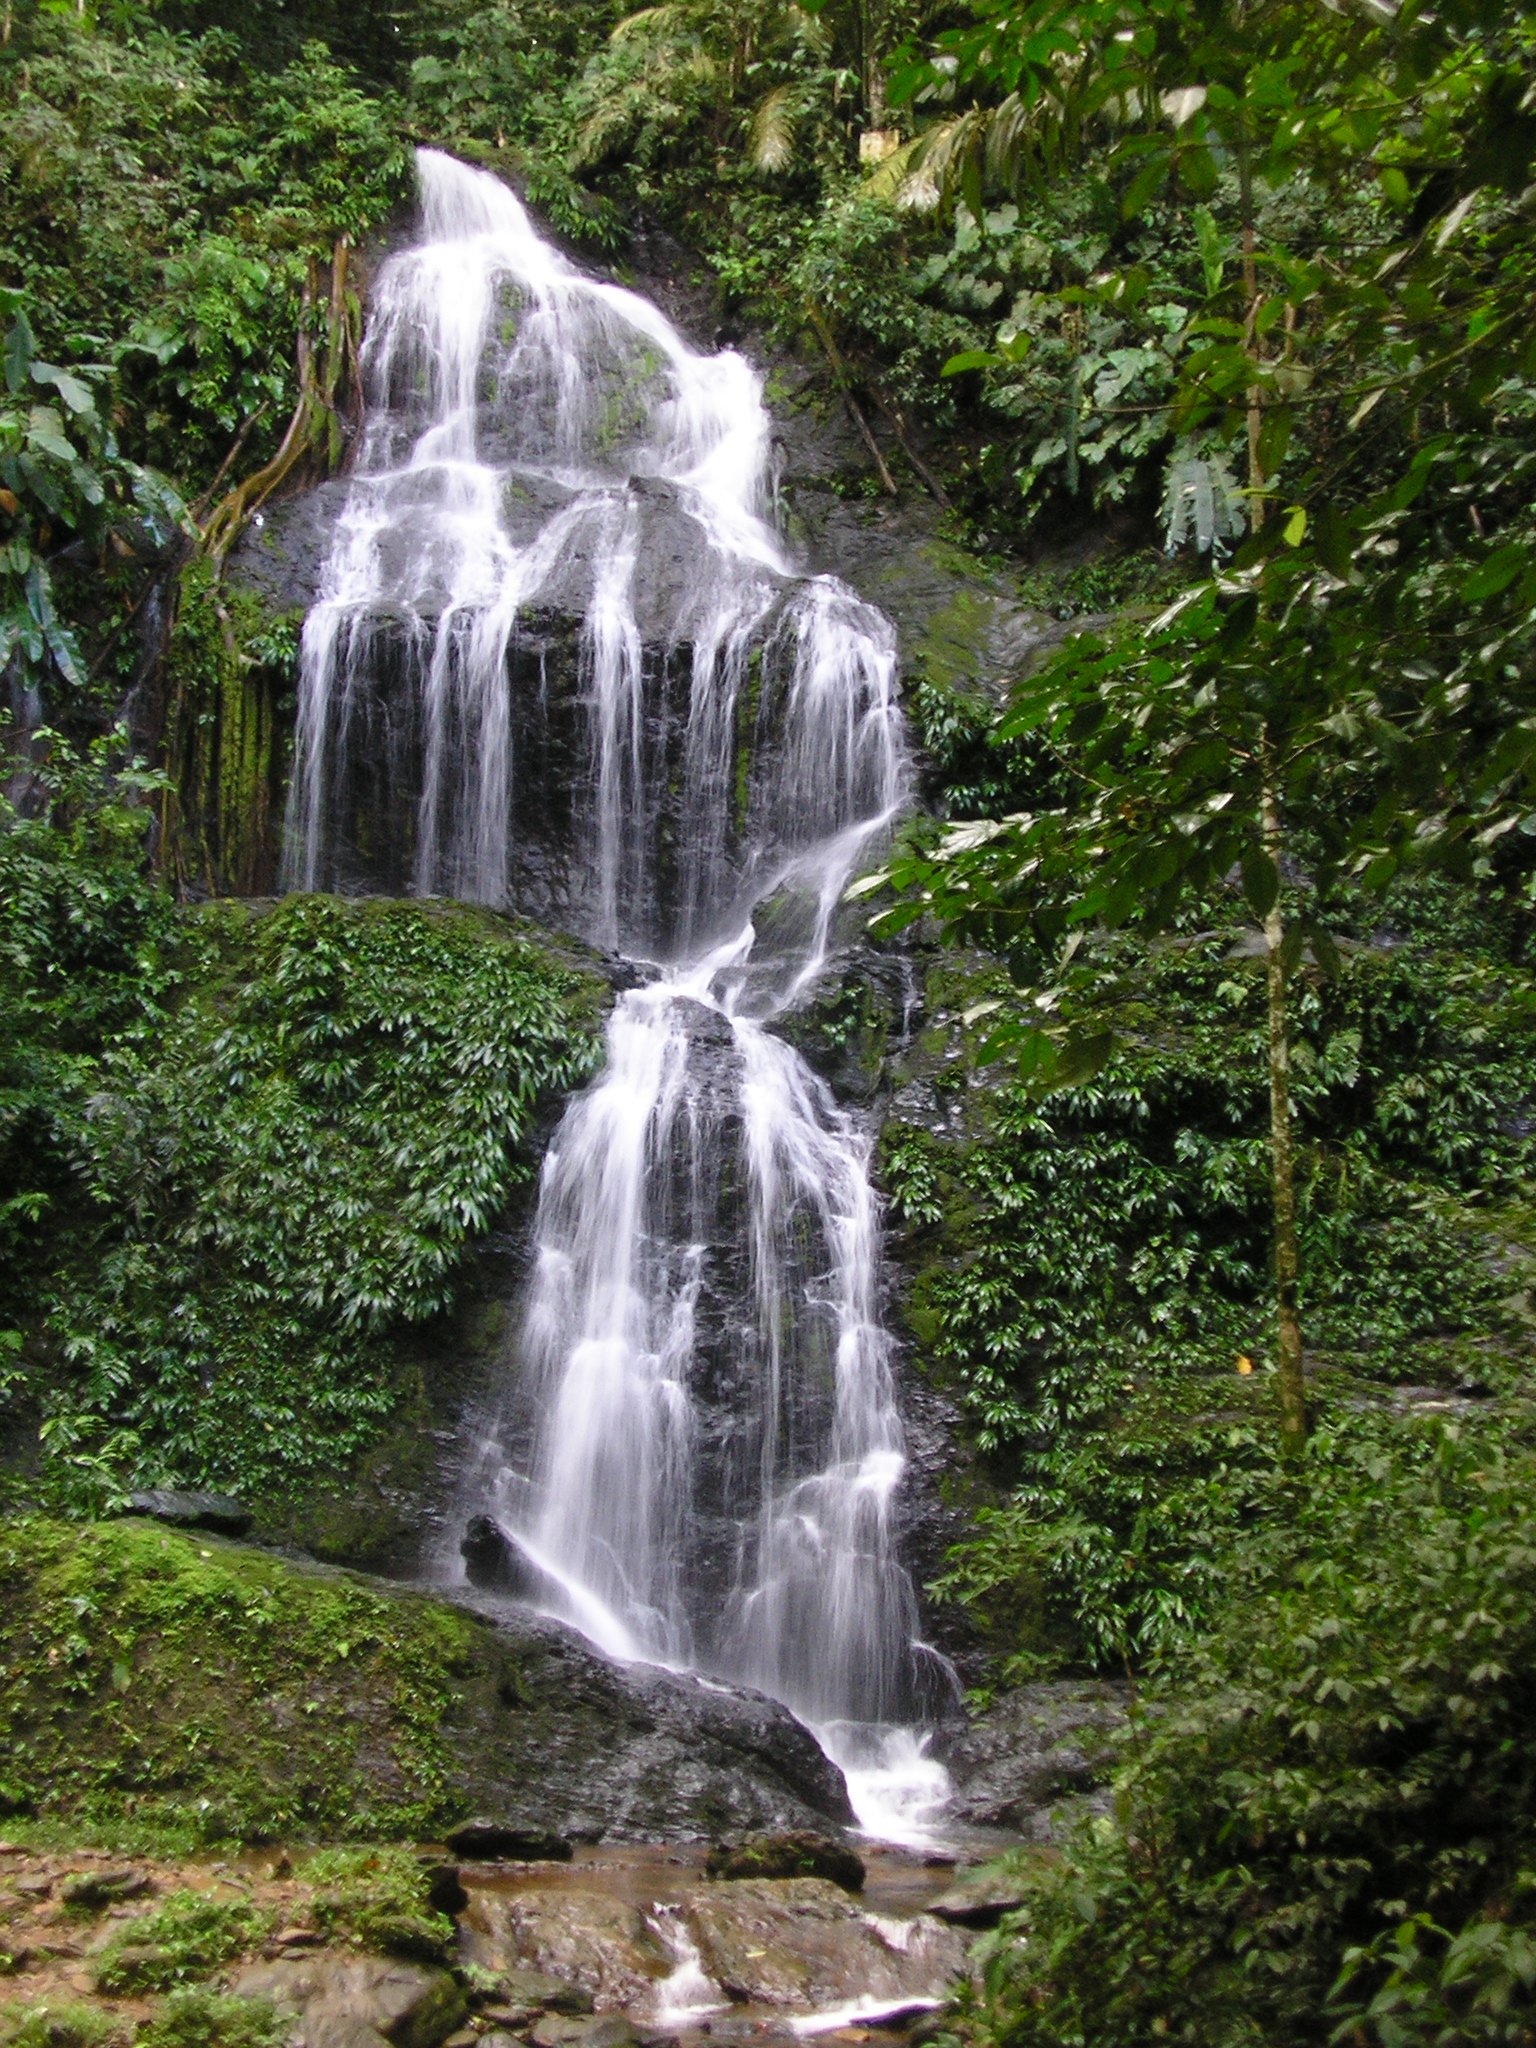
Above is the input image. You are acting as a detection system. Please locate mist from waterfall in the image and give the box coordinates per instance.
[286,148,953,1840]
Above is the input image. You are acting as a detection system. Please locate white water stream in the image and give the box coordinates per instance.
[285,149,952,1841]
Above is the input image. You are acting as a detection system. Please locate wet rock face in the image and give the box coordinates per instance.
[447,1595,854,1841]
[460,1889,673,2012]
[230,1953,467,2048]
[936,1679,1129,1832]
[458,1874,966,2021]
[678,1878,963,2011]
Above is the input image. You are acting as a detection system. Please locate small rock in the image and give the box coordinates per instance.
[276,1926,325,1947]
[924,1873,1027,1930]
[305,2016,393,2048]
[446,1821,574,1863]
[233,1953,468,2048]
[531,2021,582,2048]
[13,1874,52,1898]
[480,2036,523,2048]
[706,1833,864,1894]
[125,1488,254,1536]
[499,1967,594,2015]
[60,1867,151,1908]
[442,2033,479,2047]
[421,1863,469,1917]
[533,2019,636,2048]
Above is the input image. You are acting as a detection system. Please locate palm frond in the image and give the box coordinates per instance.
[610,6,683,44]
[785,4,832,57]
[747,85,797,173]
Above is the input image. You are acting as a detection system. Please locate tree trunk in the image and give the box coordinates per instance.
[1261,769,1307,1456]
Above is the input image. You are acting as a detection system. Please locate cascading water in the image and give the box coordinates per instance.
[286,148,953,1839]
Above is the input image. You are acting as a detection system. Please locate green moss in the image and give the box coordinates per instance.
[93,1892,274,1993]
[134,1988,286,2048]
[162,562,300,900]
[0,1517,481,1850]
[301,1847,454,1963]
[912,588,1003,696]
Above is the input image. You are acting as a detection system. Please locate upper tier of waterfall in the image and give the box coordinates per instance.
[286,148,954,1842]
[286,149,904,985]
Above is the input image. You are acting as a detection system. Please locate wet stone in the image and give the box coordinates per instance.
[937,1680,1128,1833]
[459,1889,671,2011]
[679,1879,966,2012]
[59,1868,151,1908]
[532,2017,637,2048]
[123,1488,253,1536]
[447,1820,574,1863]
[706,1833,865,1894]
[924,1874,1028,1930]
[231,1953,468,2048]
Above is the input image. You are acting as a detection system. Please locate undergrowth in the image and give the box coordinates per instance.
[883,875,1536,1670]
[952,1425,1536,2048]
[93,1894,274,1995]
[0,1518,479,1847]
[1,748,605,1504]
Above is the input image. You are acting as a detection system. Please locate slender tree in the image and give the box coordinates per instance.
[868,0,1536,1455]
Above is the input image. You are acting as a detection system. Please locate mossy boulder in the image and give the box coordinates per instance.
[0,1519,854,1851]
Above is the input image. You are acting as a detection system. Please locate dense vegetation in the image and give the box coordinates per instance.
[0,740,603,1504]
[4,0,1536,2040]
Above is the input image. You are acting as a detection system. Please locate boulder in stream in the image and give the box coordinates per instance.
[458,1887,673,2012]
[705,1831,865,1892]
[680,1877,965,2010]
[937,1678,1128,1833]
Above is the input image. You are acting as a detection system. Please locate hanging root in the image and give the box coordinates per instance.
[199,239,361,568]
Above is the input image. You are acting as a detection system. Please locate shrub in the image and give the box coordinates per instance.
[133,1987,286,2048]
[92,1892,274,1994]
[970,1428,1536,2047]
[301,1846,454,1963]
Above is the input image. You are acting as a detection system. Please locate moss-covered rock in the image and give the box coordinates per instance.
[0,1518,856,1852]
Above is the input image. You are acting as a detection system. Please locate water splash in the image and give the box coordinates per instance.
[287,147,954,1835]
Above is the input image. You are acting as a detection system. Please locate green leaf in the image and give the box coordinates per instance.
[1241,850,1279,919]
[31,362,97,416]
[942,349,1000,377]
[1121,151,1171,218]
[1048,1029,1116,1089]
[3,308,34,396]
[1461,543,1525,604]
[1256,403,1292,479]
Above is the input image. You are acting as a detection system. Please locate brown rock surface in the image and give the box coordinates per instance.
[231,1952,467,2048]
[679,1878,965,2010]
[458,1889,672,2011]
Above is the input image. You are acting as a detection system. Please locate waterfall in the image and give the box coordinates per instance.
[286,149,953,1839]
